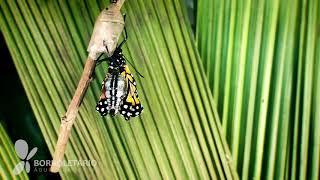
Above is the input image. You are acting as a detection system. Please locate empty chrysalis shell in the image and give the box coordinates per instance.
[87,5,125,59]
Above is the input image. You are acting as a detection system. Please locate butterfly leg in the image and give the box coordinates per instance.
[96,58,108,67]
[123,13,127,22]
[90,72,97,80]
[95,52,109,67]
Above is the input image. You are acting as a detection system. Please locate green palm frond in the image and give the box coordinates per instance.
[196,0,320,179]
[0,122,28,179]
[0,0,238,179]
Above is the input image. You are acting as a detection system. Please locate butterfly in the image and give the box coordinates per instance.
[95,27,143,120]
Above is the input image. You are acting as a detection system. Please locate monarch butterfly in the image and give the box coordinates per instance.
[95,26,143,120]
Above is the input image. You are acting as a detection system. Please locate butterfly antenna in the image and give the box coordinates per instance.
[124,55,144,78]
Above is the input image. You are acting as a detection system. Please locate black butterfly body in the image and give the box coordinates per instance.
[95,47,143,120]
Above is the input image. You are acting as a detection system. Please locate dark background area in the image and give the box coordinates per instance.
[0,32,60,179]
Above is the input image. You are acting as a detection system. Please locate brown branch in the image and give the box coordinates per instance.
[50,58,96,173]
[50,0,126,173]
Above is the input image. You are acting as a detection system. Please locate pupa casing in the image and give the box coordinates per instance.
[87,4,125,59]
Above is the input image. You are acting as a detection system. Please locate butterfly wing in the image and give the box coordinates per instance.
[96,72,128,117]
[96,74,109,116]
[119,65,143,120]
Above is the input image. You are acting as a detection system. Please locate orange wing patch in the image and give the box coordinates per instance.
[120,65,143,120]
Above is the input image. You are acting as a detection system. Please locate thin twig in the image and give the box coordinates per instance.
[50,0,126,173]
[50,58,96,173]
